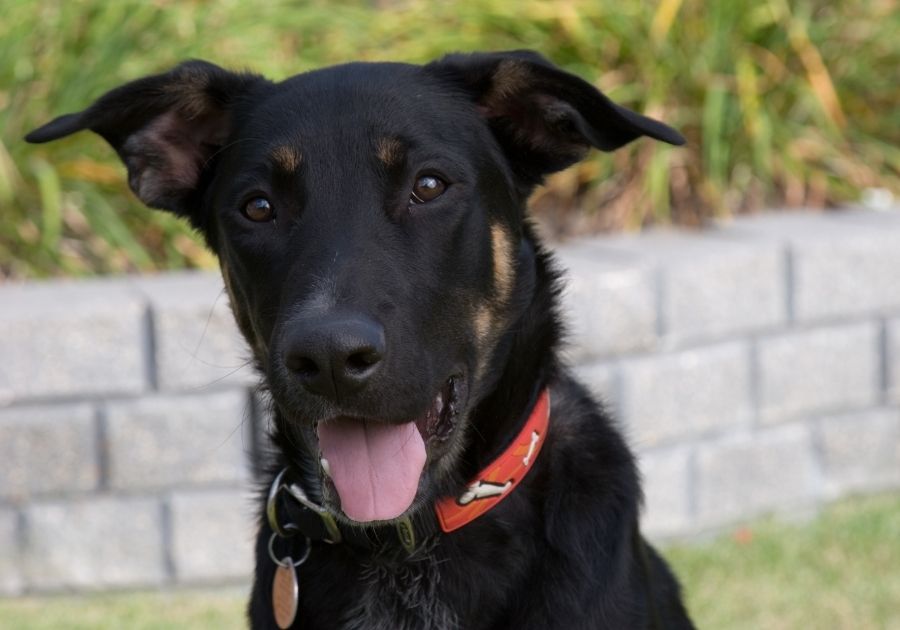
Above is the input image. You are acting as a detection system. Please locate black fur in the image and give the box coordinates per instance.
[27,50,694,629]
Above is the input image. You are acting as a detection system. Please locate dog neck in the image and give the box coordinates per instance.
[462,228,562,475]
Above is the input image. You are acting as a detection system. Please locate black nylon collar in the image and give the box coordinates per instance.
[267,467,437,554]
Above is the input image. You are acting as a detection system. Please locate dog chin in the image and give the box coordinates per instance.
[311,374,470,525]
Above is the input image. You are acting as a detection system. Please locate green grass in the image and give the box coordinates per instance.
[0,588,247,630]
[2,0,898,278]
[2,494,898,629]
[667,493,900,630]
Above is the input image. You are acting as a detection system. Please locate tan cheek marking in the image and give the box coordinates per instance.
[376,137,404,167]
[271,145,302,173]
[471,304,495,384]
[474,305,492,342]
[491,223,515,302]
[471,224,515,376]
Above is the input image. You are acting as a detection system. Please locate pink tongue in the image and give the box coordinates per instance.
[317,419,426,522]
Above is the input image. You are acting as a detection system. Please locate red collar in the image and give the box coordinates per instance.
[435,388,551,533]
[268,388,552,551]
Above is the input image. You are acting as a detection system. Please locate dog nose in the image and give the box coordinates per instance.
[283,315,386,400]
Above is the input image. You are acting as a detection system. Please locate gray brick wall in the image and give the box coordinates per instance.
[0,510,22,596]
[0,281,149,402]
[756,323,880,424]
[137,273,256,391]
[169,489,257,583]
[557,247,658,359]
[637,446,692,538]
[618,341,752,447]
[104,391,252,490]
[598,232,785,345]
[1,208,899,594]
[22,497,166,591]
[888,318,900,404]
[724,211,900,322]
[815,408,900,497]
[694,424,819,528]
[0,403,99,501]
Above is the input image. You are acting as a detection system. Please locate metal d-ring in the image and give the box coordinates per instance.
[283,480,342,544]
[266,466,342,544]
[266,468,292,537]
[268,532,312,568]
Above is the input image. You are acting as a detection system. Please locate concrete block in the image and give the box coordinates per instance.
[618,342,752,447]
[0,403,98,501]
[638,446,693,538]
[0,509,23,596]
[695,424,819,527]
[757,323,879,424]
[169,489,256,583]
[573,361,619,411]
[816,408,900,496]
[721,209,900,322]
[0,280,148,402]
[600,230,786,346]
[23,497,165,590]
[888,318,900,404]
[136,272,256,391]
[555,245,657,359]
[105,390,252,490]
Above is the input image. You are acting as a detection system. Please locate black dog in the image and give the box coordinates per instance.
[28,50,694,629]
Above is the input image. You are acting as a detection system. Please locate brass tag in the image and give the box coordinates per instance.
[272,560,299,629]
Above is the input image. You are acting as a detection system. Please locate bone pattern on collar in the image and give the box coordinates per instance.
[269,387,551,550]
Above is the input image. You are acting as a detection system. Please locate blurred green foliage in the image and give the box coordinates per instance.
[2,0,898,278]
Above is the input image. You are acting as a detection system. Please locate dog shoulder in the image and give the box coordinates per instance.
[542,371,641,532]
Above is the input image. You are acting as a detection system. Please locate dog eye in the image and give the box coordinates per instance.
[410,175,447,204]
[242,197,274,222]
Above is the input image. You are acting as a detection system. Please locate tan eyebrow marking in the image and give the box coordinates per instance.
[375,136,405,167]
[270,145,302,172]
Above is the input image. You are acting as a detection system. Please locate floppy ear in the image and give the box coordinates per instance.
[25,60,267,221]
[426,50,684,183]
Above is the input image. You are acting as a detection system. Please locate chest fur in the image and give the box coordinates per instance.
[338,546,459,630]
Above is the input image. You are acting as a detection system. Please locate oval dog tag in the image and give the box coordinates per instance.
[272,560,299,629]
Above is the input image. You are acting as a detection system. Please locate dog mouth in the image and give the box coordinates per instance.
[315,375,466,523]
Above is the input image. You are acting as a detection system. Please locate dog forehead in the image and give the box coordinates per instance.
[240,62,479,146]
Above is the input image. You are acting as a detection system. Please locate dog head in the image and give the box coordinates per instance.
[27,51,682,524]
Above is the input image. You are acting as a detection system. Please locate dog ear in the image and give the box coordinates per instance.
[26,60,267,219]
[427,50,684,182]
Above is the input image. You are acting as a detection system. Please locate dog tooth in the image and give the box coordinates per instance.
[320,457,331,477]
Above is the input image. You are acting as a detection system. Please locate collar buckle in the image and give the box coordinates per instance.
[267,467,342,544]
